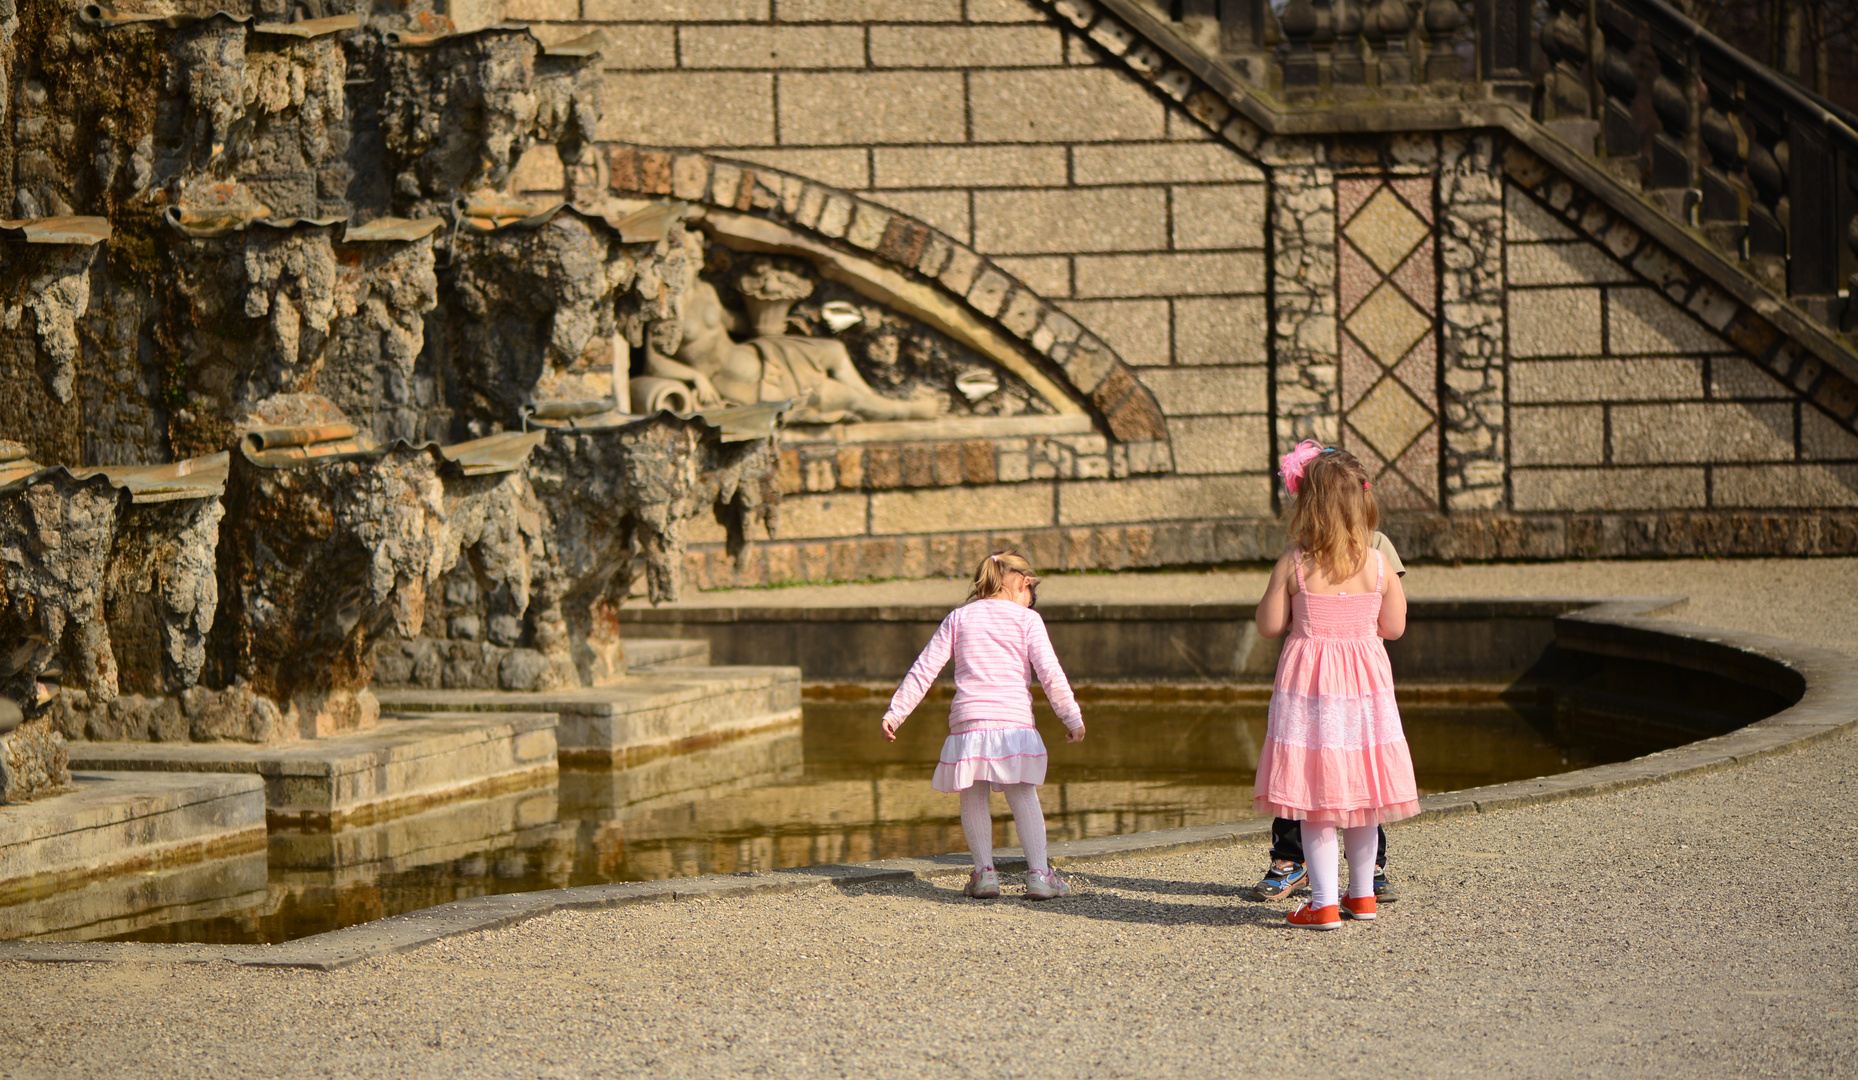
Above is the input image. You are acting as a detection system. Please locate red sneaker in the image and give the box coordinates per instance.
[1341,895,1377,921]
[1286,902,1342,930]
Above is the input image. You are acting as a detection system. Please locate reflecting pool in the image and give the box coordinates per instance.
[6,687,1682,944]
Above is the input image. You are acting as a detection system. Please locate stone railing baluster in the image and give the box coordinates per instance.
[1538,0,1590,118]
[1785,118,1843,320]
[1333,0,1369,86]
[1281,0,1322,90]
[1214,0,1279,85]
[1422,0,1465,82]
[1644,21,1698,217]
[1697,60,1750,256]
[1595,2,1641,180]
[1375,0,1415,85]
[1741,94,1790,291]
[1844,170,1858,333]
[1478,0,1534,101]
[1312,0,1339,89]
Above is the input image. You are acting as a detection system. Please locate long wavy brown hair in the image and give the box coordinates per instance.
[1287,448,1378,583]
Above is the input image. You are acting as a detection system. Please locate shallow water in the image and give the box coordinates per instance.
[10,690,1678,944]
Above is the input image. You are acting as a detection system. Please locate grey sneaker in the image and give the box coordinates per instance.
[1024,868,1072,901]
[965,867,1000,898]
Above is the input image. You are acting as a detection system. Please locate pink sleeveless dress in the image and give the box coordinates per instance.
[1252,548,1420,827]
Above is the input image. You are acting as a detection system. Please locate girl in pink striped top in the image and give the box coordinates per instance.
[881,550,1086,901]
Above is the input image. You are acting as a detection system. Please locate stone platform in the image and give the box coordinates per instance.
[376,666,802,767]
[67,713,559,828]
[0,771,267,911]
[623,637,711,670]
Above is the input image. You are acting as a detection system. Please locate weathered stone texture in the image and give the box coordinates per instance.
[1169,415,1271,475]
[1074,252,1266,297]
[1610,403,1794,464]
[871,145,1069,189]
[1510,407,1605,466]
[869,25,1064,67]
[967,69,1166,142]
[974,187,1169,254]
[1713,464,1858,508]
[599,73,775,144]
[1508,287,1603,357]
[1170,185,1267,250]
[1059,475,1272,524]
[778,72,968,145]
[1072,143,1265,184]
[680,26,867,69]
[1606,287,1730,356]
[1512,468,1708,512]
[1511,359,1703,403]
[1059,300,1170,368]
[869,484,1055,535]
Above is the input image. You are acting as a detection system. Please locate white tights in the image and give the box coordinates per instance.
[959,784,1049,873]
[1300,822,1378,909]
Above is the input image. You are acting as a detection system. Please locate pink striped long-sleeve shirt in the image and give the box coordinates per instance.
[883,599,1083,734]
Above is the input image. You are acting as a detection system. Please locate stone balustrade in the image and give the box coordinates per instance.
[1131,0,1858,339]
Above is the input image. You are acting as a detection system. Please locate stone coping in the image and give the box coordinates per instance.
[3,597,1852,969]
[619,596,1603,623]
[781,415,1097,446]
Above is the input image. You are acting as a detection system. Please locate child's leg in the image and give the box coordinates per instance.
[1001,784,1049,873]
[1343,826,1378,899]
[1299,822,1339,909]
[960,785,995,869]
[1270,818,1304,864]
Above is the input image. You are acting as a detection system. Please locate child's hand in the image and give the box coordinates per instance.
[880,716,899,742]
[1066,723,1086,744]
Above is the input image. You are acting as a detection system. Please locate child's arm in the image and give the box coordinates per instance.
[1378,563,1407,640]
[1253,552,1295,639]
[881,613,955,741]
[1025,616,1085,743]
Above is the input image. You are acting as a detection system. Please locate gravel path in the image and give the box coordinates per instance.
[3,559,1855,1079]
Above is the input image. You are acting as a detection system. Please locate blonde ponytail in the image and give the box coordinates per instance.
[967,549,1038,603]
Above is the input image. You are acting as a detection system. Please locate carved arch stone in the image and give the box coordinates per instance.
[600,143,1173,475]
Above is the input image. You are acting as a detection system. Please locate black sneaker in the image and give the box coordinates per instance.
[1253,860,1307,900]
[1373,865,1396,902]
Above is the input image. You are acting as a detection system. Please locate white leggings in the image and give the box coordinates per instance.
[959,784,1050,873]
[1300,822,1378,909]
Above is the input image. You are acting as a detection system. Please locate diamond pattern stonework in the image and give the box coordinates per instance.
[1349,377,1434,460]
[1342,187,1429,274]
[1345,283,1431,365]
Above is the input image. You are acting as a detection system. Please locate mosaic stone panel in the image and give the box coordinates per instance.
[1336,175,1439,511]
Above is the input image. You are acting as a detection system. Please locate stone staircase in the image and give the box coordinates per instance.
[1065,0,1858,426]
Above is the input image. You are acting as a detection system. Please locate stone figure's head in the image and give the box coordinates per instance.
[736,260,815,337]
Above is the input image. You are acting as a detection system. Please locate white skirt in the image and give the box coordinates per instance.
[930,726,1049,793]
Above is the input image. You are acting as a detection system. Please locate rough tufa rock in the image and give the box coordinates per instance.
[0,715,70,803]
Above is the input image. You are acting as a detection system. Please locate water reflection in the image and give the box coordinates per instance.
[13,691,1666,944]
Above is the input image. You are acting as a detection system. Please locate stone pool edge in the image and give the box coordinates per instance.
[4,596,1854,971]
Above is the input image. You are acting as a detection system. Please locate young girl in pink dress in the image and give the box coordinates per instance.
[1252,442,1419,930]
[881,550,1086,901]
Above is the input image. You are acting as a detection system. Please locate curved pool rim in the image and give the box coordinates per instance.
[4,596,1853,970]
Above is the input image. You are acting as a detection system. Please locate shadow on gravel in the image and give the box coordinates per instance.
[840,875,1286,928]
[1063,872,1253,898]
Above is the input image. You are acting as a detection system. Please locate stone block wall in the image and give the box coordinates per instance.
[506,0,1858,578]
[1502,185,1858,514]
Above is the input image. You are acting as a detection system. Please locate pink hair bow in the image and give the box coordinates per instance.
[1278,439,1326,494]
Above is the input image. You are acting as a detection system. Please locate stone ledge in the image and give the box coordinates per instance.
[680,512,1858,590]
[67,714,560,828]
[0,772,267,899]
[376,667,803,769]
